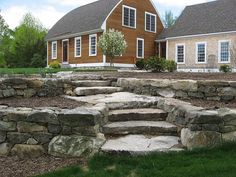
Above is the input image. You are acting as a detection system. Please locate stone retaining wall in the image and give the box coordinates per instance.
[157,97,236,149]
[0,104,107,158]
[117,78,236,101]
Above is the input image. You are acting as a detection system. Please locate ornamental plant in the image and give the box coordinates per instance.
[98,29,127,67]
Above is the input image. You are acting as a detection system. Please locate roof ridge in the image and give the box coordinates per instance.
[185,0,218,8]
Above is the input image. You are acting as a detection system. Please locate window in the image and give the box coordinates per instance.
[75,37,81,57]
[122,5,136,28]
[176,44,185,64]
[51,41,57,59]
[196,42,206,63]
[145,12,156,33]
[137,38,144,58]
[219,40,230,63]
[89,34,97,56]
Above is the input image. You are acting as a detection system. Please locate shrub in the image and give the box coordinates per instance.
[146,56,166,72]
[136,59,146,70]
[219,64,232,73]
[30,53,46,67]
[49,61,61,69]
[165,60,177,72]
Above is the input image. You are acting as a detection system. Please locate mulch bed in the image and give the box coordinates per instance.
[0,97,86,109]
[0,156,86,177]
[100,71,236,81]
[183,99,236,109]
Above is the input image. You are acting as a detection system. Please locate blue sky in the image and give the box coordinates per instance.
[0,0,212,29]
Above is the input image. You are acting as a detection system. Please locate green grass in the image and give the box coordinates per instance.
[0,68,117,75]
[36,142,236,177]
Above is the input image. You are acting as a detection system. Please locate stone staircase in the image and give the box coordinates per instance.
[70,77,183,154]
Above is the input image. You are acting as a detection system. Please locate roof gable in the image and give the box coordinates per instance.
[46,0,121,41]
[158,0,236,40]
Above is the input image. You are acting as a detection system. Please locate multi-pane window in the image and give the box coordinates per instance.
[137,38,144,58]
[51,41,57,59]
[123,5,136,28]
[145,12,156,33]
[89,34,97,56]
[176,44,185,63]
[219,41,230,63]
[75,37,81,57]
[196,42,206,63]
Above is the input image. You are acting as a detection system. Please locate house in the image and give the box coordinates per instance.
[157,0,236,72]
[45,0,164,68]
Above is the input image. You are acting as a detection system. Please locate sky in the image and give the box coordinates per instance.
[0,0,213,29]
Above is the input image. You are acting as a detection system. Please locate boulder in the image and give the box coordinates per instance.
[7,132,31,144]
[11,144,45,159]
[17,122,47,133]
[172,80,198,92]
[181,128,221,149]
[222,131,236,142]
[27,79,44,88]
[24,89,36,98]
[32,132,53,144]
[0,131,6,143]
[218,108,236,126]
[0,121,16,131]
[27,110,59,124]
[48,135,105,157]
[0,143,12,156]
[2,89,15,97]
[4,109,31,122]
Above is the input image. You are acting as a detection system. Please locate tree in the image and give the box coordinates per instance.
[8,13,47,67]
[163,11,177,28]
[0,10,9,40]
[98,29,127,66]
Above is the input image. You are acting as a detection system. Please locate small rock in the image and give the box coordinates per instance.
[17,122,47,133]
[0,143,12,156]
[27,138,38,145]
[222,131,236,142]
[32,132,53,144]
[24,89,36,98]
[27,110,59,124]
[7,132,31,144]
[11,144,45,159]
[0,121,16,131]
[48,124,62,134]
[0,131,6,143]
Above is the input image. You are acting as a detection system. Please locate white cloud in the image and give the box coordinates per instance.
[2,5,65,29]
[153,0,209,7]
[48,0,97,7]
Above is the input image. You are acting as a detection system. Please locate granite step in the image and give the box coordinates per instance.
[74,87,123,96]
[102,121,178,136]
[72,80,111,87]
[108,108,168,122]
[101,135,183,154]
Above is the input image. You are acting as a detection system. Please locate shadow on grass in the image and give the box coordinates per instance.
[36,142,236,177]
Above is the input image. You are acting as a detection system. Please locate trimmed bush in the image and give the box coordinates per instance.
[49,61,61,69]
[165,60,177,72]
[219,64,232,73]
[136,59,146,70]
[146,56,166,72]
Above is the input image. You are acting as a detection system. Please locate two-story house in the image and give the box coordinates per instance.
[45,0,164,68]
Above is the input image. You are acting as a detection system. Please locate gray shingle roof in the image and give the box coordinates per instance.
[158,0,236,40]
[45,0,121,41]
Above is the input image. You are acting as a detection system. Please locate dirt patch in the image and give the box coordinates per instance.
[182,99,236,109]
[99,71,236,81]
[0,156,86,177]
[0,97,86,109]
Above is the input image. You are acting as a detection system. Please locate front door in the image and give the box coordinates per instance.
[62,40,68,63]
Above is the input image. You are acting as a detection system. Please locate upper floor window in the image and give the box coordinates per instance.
[75,37,82,57]
[89,34,97,56]
[137,38,144,58]
[145,12,156,33]
[219,40,230,63]
[196,42,206,63]
[176,44,185,64]
[51,41,57,59]
[122,5,136,28]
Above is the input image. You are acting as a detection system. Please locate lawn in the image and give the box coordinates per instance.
[36,143,236,177]
[0,68,117,75]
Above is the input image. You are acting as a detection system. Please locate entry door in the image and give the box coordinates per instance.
[62,40,69,63]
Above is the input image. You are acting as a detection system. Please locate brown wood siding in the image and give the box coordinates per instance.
[48,33,103,65]
[106,0,164,64]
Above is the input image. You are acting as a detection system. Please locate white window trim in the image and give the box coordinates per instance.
[136,38,144,59]
[145,12,157,33]
[89,34,97,57]
[51,41,57,60]
[122,5,137,29]
[74,37,82,58]
[175,43,185,64]
[218,40,231,64]
[195,42,207,64]
[62,39,69,64]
